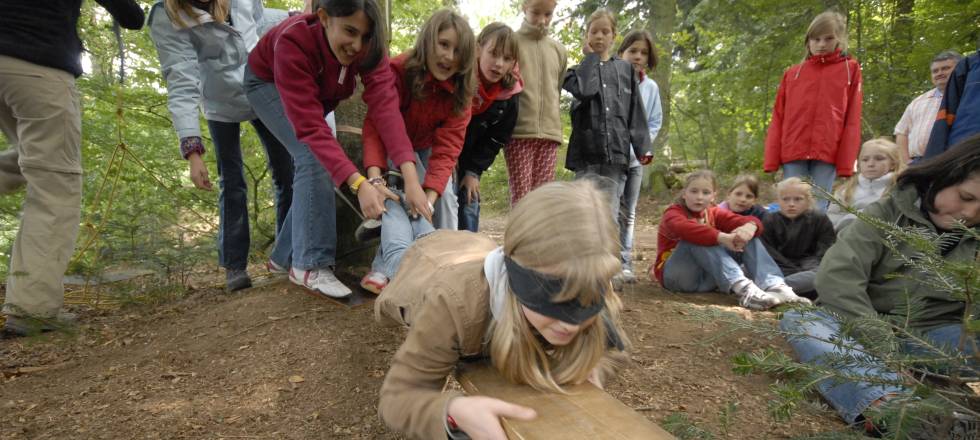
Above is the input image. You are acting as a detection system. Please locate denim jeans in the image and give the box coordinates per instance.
[619,165,643,271]
[781,310,977,424]
[208,119,294,270]
[244,66,336,270]
[371,150,440,278]
[661,239,785,293]
[456,174,481,232]
[575,163,628,227]
[781,160,837,211]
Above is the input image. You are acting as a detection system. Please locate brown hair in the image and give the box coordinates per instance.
[617,30,658,70]
[804,10,848,56]
[317,0,389,72]
[728,174,760,198]
[165,0,230,29]
[477,22,520,90]
[586,8,617,35]
[403,9,477,115]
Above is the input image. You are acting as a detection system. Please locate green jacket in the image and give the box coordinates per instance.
[815,185,979,331]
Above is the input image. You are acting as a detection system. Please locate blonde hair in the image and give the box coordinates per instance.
[836,138,903,204]
[776,177,814,209]
[586,8,617,35]
[403,9,477,115]
[488,180,630,392]
[165,0,230,29]
[804,10,848,56]
[675,170,718,204]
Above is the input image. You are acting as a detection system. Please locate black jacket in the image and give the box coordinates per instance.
[456,95,519,177]
[563,53,650,171]
[761,210,836,275]
[0,0,145,77]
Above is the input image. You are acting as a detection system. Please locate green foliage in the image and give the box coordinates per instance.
[662,412,715,440]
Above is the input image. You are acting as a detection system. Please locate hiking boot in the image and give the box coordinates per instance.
[732,280,781,310]
[225,269,252,292]
[289,267,352,299]
[765,284,812,306]
[266,258,288,275]
[2,311,77,338]
[355,218,382,242]
[360,271,389,294]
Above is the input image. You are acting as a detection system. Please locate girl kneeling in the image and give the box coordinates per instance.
[650,170,810,310]
[377,180,629,440]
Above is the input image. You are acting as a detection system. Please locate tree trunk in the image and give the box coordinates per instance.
[642,0,675,194]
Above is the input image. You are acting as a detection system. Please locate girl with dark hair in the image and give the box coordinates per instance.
[781,134,980,429]
[358,9,476,294]
[148,0,292,292]
[244,0,428,299]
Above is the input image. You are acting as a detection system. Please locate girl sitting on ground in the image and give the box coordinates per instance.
[359,9,476,293]
[718,174,769,221]
[376,180,629,440]
[781,135,980,433]
[649,170,810,310]
[827,137,902,231]
[761,178,836,299]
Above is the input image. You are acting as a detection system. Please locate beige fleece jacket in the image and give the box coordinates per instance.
[511,21,568,143]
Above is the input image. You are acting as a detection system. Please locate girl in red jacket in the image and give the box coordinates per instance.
[359,9,476,293]
[244,0,428,299]
[763,10,863,212]
[649,171,811,310]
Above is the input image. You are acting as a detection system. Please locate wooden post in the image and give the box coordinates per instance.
[457,362,676,440]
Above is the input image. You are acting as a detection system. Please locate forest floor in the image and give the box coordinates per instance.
[0,195,846,439]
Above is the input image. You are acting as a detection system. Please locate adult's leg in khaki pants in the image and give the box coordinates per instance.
[0,55,83,319]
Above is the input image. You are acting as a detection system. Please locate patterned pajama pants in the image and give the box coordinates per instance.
[503,138,559,206]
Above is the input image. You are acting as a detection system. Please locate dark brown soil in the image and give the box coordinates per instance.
[0,196,843,439]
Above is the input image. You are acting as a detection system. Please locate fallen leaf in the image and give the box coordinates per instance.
[288,375,305,384]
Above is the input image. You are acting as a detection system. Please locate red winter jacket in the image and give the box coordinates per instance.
[362,53,472,195]
[764,49,863,177]
[247,14,415,187]
[649,204,763,284]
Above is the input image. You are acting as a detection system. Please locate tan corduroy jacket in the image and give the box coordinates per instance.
[511,22,568,143]
[375,230,499,440]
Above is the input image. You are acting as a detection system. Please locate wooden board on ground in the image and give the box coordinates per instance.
[457,362,675,440]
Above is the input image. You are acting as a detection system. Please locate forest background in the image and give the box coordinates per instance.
[0,0,976,283]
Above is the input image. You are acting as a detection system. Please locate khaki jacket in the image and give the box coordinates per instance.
[511,22,567,143]
[376,230,498,440]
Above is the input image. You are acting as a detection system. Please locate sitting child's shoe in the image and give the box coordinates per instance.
[360,271,389,294]
[355,218,382,242]
[732,279,781,310]
[765,284,812,305]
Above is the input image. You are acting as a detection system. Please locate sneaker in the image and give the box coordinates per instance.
[765,284,812,306]
[266,258,288,275]
[732,280,781,310]
[360,271,389,294]
[620,269,638,284]
[355,218,382,242]
[225,269,252,292]
[3,311,77,338]
[289,267,352,299]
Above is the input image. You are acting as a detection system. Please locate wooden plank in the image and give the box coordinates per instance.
[457,362,675,440]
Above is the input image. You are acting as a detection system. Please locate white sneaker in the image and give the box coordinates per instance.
[765,284,812,305]
[732,280,781,310]
[289,267,352,298]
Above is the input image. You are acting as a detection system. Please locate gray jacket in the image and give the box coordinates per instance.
[148,0,286,139]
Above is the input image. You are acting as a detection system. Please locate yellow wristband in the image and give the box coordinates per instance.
[349,175,367,194]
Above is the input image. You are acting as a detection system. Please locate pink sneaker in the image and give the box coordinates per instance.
[289,267,352,298]
[359,271,389,294]
[266,258,288,275]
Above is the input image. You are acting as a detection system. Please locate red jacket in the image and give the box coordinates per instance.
[362,53,472,195]
[764,50,863,177]
[247,15,415,187]
[649,204,763,284]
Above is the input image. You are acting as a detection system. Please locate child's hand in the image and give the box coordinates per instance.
[460,174,480,203]
[639,153,653,165]
[732,224,756,244]
[718,232,742,252]
[582,35,594,55]
[448,395,537,440]
[404,183,431,222]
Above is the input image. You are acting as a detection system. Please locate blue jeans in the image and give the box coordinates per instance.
[618,165,643,271]
[781,160,837,211]
[781,310,977,423]
[456,174,481,232]
[371,150,439,278]
[208,119,294,270]
[575,163,628,227]
[244,66,336,270]
[661,239,784,293]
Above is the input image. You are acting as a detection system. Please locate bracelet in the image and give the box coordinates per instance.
[180,136,205,160]
[367,176,386,186]
[349,175,367,194]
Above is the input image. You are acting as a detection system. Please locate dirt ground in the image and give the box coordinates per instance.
[0,195,844,439]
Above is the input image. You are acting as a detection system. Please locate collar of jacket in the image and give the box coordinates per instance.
[892,184,937,230]
[806,48,848,65]
[518,20,548,40]
[858,172,894,192]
